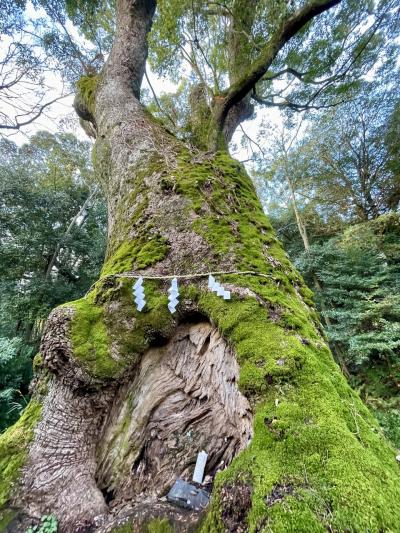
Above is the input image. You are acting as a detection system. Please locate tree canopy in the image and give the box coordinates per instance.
[1,0,398,147]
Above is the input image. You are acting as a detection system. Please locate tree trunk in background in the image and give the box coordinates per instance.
[285,168,350,377]
[0,1,400,532]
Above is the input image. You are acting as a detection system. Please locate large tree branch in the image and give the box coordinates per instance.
[251,92,349,112]
[263,67,307,82]
[260,5,388,96]
[216,0,343,125]
[104,0,156,99]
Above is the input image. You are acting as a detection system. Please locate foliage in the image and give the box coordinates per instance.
[297,214,400,369]
[146,0,399,143]
[0,0,112,130]
[26,514,58,533]
[63,0,114,47]
[259,90,400,245]
[359,374,400,448]
[374,405,400,448]
[298,96,399,221]
[259,77,400,450]
[267,203,400,447]
[0,337,32,432]
[150,0,395,90]
[0,131,106,430]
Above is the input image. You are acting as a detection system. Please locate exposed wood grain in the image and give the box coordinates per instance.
[19,322,252,532]
[97,322,253,508]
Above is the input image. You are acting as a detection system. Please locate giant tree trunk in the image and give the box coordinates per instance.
[1,1,400,532]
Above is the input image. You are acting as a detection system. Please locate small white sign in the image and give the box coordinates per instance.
[193,450,208,484]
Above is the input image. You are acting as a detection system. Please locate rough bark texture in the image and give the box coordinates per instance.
[15,321,251,531]
[1,1,400,532]
[20,381,109,530]
[96,322,252,505]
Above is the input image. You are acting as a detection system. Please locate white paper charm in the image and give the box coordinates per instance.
[216,285,225,297]
[168,277,179,313]
[133,276,146,311]
[208,275,231,301]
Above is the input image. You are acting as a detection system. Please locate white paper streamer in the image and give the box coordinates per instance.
[168,277,179,313]
[133,276,146,311]
[208,275,230,300]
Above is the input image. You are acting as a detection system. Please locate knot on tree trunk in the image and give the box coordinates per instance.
[40,306,110,390]
[74,75,99,135]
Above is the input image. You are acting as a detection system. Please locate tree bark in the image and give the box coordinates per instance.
[0,1,400,532]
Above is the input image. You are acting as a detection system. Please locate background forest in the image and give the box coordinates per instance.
[0,0,399,454]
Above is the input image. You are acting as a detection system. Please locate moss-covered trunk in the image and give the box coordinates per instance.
[1,1,400,531]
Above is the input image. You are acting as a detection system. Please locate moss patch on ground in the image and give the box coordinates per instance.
[0,401,42,509]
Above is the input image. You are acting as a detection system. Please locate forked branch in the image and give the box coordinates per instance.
[214,0,343,127]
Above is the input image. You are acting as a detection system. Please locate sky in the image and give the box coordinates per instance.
[0,1,287,168]
[1,60,282,166]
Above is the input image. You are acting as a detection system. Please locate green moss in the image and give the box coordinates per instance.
[101,241,138,277]
[194,285,400,531]
[0,509,16,532]
[84,147,400,529]
[66,298,114,379]
[101,235,169,277]
[32,353,43,371]
[0,401,42,509]
[145,518,173,533]
[37,144,398,530]
[99,155,169,276]
[63,279,174,381]
[76,74,99,116]
[136,237,168,268]
[35,368,51,397]
[173,151,302,281]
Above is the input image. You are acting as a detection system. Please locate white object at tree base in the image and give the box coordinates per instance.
[193,450,208,484]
